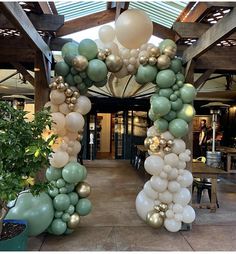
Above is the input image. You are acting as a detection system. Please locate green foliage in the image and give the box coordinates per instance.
[0,101,56,204]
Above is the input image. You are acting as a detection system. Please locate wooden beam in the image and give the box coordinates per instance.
[0,71,18,83]
[182,7,236,64]
[48,2,58,14]
[208,2,236,7]
[153,22,176,40]
[0,2,52,62]
[185,59,195,83]
[181,2,209,22]
[38,2,53,14]
[197,91,236,100]
[194,69,215,89]
[176,2,196,22]
[11,62,35,86]
[57,9,116,37]
[0,48,34,63]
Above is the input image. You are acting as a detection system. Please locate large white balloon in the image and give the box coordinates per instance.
[74,96,92,115]
[164,218,182,232]
[144,155,164,176]
[65,112,84,133]
[164,153,179,168]
[143,181,159,200]
[150,176,168,193]
[178,170,193,188]
[44,101,59,113]
[135,190,155,221]
[173,188,191,206]
[182,205,196,223]
[159,190,173,204]
[172,139,186,155]
[51,112,65,132]
[50,90,66,105]
[49,150,69,168]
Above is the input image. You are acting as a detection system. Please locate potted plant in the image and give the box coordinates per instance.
[0,101,55,251]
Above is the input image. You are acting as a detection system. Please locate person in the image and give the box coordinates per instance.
[199,119,208,157]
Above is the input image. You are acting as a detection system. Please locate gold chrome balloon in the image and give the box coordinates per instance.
[153,205,161,212]
[57,83,66,92]
[159,138,167,147]
[163,45,176,59]
[144,137,153,148]
[64,83,69,89]
[139,56,148,65]
[150,46,160,57]
[146,210,164,228]
[97,51,106,61]
[56,76,64,83]
[65,98,71,104]
[167,140,174,147]
[159,211,165,218]
[65,88,73,97]
[73,91,80,98]
[70,96,77,104]
[157,55,171,70]
[50,81,58,90]
[75,182,91,198]
[148,56,157,66]
[105,54,123,73]
[152,136,160,145]
[72,55,88,71]
[67,213,80,229]
[163,146,172,153]
[159,203,168,212]
[104,48,112,56]
[68,103,75,110]
[149,143,160,153]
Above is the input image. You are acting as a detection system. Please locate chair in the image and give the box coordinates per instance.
[192,156,219,208]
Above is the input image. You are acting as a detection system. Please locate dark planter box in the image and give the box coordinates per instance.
[0,220,28,251]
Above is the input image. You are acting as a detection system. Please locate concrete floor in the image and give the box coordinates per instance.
[28,160,236,251]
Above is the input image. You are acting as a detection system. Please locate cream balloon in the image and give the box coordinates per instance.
[174,213,183,222]
[69,140,82,156]
[163,165,172,174]
[94,39,105,49]
[167,168,179,181]
[65,112,85,133]
[59,103,71,115]
[168,181,181,193]
[135,190,155,221]
[144,155,164,176]
[178,170,193,187]
[178,161,186,170]
[159,171,168,179]
[49,150,69,168]
[172,139,186,155]
[64,132,78,141]
[104,42,120,56]
[113,65,129,79]
[164,218,182,232]
[147,126,160,137]
[130,49,139,57]
[74,96,91,115]
[182,205,196,223]
[173,188,191,206]
[115,9,153,49]
[164,153,179,168]
[160,131,174,141]
[166,209,174,219]
[173,204,183,214]
[51,112,65,132]
[179,152,191,162]
[143,181,159,200]
[150,176,168,193]
[159,190,173,204]
[44,101,59,113]
[99,25,116,44]
[50,90,66,105]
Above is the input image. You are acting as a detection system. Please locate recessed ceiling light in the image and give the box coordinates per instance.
[216,15,223,19]
[210,20,217,24]
[213,12,221,16]
[23,8,31,12]
[207,18,214,21]
[223,9,231,13]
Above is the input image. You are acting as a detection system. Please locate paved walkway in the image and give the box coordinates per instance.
[29,160,236,251]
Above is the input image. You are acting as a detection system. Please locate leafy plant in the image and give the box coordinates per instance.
[0,101,56,234]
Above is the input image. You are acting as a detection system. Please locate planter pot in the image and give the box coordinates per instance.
[0,219,28,251]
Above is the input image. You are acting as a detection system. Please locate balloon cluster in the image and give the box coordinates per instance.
[146,203,168,228]
[144,135,174,154]
[44,76,92,235]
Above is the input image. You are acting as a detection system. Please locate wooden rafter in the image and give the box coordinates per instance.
[0,2,52,62]
[153,22,175,40]
[48,2,58,15]
[185,59,195,83]
[11,62,35,86]
[182,7,236,64]
[176,2,196,22]
[181,2,209,22]
[38,2,53,14]
[194,69,215,89]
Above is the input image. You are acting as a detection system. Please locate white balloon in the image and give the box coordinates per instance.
[173,204,183,214]
[164,218,182,232]
[168,181,181,193]
[129,56,137,65]
[163,165,172,174]
[150,176,168,193]
[99,25,115,43]
[120,48,130,59]
[51,112,65,132]
[138,50,149,58]
[178,170,193,188]
[144,155,164,176]
[159,171,168,179]
[65,112,84,133]
[59,103,71,115]
[173,188,191,206]
[147,126,160,137]
[161,131,174,141]
[74,96,91,115]
[174,213,183,222]
[185,149,191,155]
[182,205,196,223]
[60,142,68,151]
[69,140,81,156]
[44,101,59,113]
[94,39,105,49]
[179,152,191,162]
[166,209,174,219]
[135,190,155,221]
[164,153,179,168]
[143,181,159,200]
[127,64,135,73]
[130,49,139,57]
[104,41,120,56]
[123,59,129,66]
[172,139,186,155]
[168,168,179,181]
[178,161,186,170]
[50,90,66,105]
[49,150,69,168]
[159,190,173,204]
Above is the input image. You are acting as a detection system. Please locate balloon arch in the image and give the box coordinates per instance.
[9,9,196,235]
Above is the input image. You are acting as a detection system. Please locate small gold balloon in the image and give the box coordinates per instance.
[148,56,157,66]
[159,138,167,147]
[104,48,111,56]
[151,136,160,145]
[150,47,160,57]
[146,210,164,228]
[154,205,161,212]
[97,51,106,61]
[65,97,71,104]
[139,56,148,65]
[65,88,73,97]
[105,54,123,73]
[167,140,174,147]
[163,45,177,59]
[56,76,64,83]
[70,96,77,104]
[159,203,168,212]
[163,146,172,153]
[149,143,160,153]
[57,83,66,92]
[68,103,75,110]
[50,81,57,90]
[72,55,88,71]
[67,213,80,229]
[73,91,80,98]
[157,54,171,70]
[159,211,165,218]
[64,83,69,89]
[75,182,91,198]
[144,137,153,148]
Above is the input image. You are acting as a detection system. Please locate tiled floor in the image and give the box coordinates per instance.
[28,160,236,251]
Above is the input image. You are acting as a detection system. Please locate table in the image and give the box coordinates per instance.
[192,162,226,212]
[217,146,236,173]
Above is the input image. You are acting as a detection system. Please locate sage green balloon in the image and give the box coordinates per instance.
[56,178,66,188]
[46,166,62,181]
[171,98,183,111]
[55,211,63,218]
[48,187,59,198]
[176,73,185,83]
[65,183,75,193]
[71,67,79,75]
[77,82,86,91]
[159,39,177,53]
[79,71,87,79]
[59,187,67,194]
[87,59,108,82]
[174,90,180,97]
[78,39,98,60]
[55,61,70,77]
[177,81,184,88]
[62,213,70,222]
[53,194,70,211]
[62,42,79,58]
[94,78,107,87]
[65,205,75,215]
[154,118,168,132]
[50,218,67,235]
[65,73,76,86]
[74,74,83,84]
[158,88,173,98]
[170,58,182,74]
[79,87,88,95]
[84,77,94,88]
[177,104,196,123]
[68,192,79,206]
[156,69,176,88]
[150,93,159,103]
[64,52,78,66]
[163,110,177,122]
[76,198,92,216]
[170,94,177,101]
[81,165,87,181]
[169,118,188,138]
[148,108,159,122]
[180,83,197,103]
[6,192,54,236]
[151,96,171,116]
[64,228,74,235]
[172,84,179,91]
[135,65,158,84]
[62,162,85,184]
